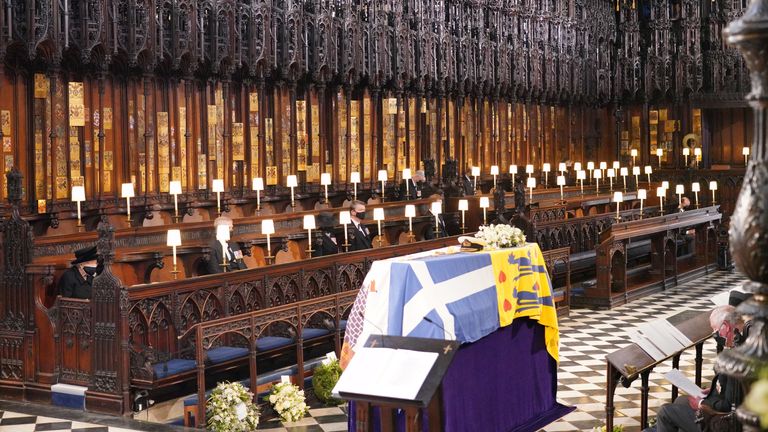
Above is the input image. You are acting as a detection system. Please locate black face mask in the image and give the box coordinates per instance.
[355,211,366,220]
[83,266,98,276]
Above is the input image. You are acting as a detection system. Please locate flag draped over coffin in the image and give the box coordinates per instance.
[340,243,559,368]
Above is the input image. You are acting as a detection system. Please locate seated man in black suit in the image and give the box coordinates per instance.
[57,246,100,299]
[400,170,426,200]
[312,212,340,257]
[461,167,475,196]
[207,215,248,273]
[347,200,373,251]
[424,197,448,240]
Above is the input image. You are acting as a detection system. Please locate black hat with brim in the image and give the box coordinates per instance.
[72,245,98,264]
[729,290,753,307]
[317,212,335,229]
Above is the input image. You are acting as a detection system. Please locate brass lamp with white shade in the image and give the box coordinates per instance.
[577,170,586,196]
[743,146,750,165]
[607,168,615,192]
[252,177,264,212]
[402,168,412,197]
[490,165,499,189]
[558,162,567,177]
[613,161,620,170]
[683,147,691,166]
[303,214,316,254]
[710,181,718,205]
[675,184,685,208]
[350,171,361,201]
[587,161,595,182]
[378,170,388,202]
[262,219,275,264]
[431,201,442,238]
[638,189,647,218]
[632,166,641,188]
[656,148,664,168]
[170,180,182,221]
[542,163,551,188]
[525,164,534,181]
[574,162,582,172]
[212,179,225,215]
[557,175,566,202]
[526,176,536,202]
[593,169,602,195]
[339,211,352,250]
[121,182,135,223]
[167,229,182,279]
[458,199,469,233]
[662,181,670,191]
[404,205,416,241]
[657,186,666,215]
[599,161,608,177]
[613,191,623,222]
[509,164,518,185]
[620,167,629,191]
[72,186,85,228]
[630,148,638,166]
[321,173,332,203]
[479,196,490,226]
[373,207,385,247]
[694,147,702,168]
[645,165,653,184]
[287,175,298,208]
[691,182,701,208]
[216,224,230,270]
[471,166,481,192]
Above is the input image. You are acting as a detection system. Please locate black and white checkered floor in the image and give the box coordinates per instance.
[0,271,746,432]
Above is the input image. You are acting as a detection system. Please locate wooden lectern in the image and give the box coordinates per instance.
[336,335,459,432]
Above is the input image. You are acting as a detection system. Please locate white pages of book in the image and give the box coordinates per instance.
[664,369,706,399]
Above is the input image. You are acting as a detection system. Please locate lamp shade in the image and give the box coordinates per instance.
[169,181,182,195]
[121,182,135,198]
[743,146,750,156]
[656,187,666,198]
[710,181,718,191]
[402,168,412,180]
[557,175,566,186]
[577,170,586,180]
[525,164,534,174]
[490,165,499,176]
[631,149,638,157]
[676,184,685,194]
[431,201,442,215]
[509,164,518,174]
[593,169,602,179]
[404,205,416,218]
[350,172,361,183]
[303,215,316,230]
[321,173,332,186]
[599,162,607,170]
[692,182,701,192]
[212,179,224,193]
[638,189,647,200]
[542,163,551,172]
[216,224,230,242]
[526,177,537,188]
[587,162,595,170]
[558,162,567,172]
[340,211,352,225]
[620,167,629,176]
[633,166,641,176]
[479,197,490,208]
[614,161,621,170]
[656,148,663,157]
[286,175,298,188]
[71,185,86,202]
[378,169,388,182]
[252,177,264,191]
[574,162,582,171]
[166,229,182,247]
[373,207,385,221]
[613,191,623,203]
[471,166,481,176]
[261,219,275,235]
[458,199,469,211]
[683,147,691,156]
[662,181,670,190]
[645,166,653,174]
[694,147,702,156]
[607,168,616,178]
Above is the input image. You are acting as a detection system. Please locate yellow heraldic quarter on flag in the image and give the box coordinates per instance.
[490,244,560,362]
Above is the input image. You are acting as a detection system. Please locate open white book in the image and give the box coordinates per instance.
[629,318,694,360]
[664,369,706,399]
[332,347,439,400]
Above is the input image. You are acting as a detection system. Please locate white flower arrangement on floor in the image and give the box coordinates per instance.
[206,381,260,432]
[475,224,526,250]
[266,381,309,423]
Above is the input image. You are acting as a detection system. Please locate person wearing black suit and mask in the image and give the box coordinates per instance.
[401,170,426,200]
[348,200,373,251]
[461,168,475,196]
[207,215,248,273]
[313,213,340,257]
[57,246,100,299]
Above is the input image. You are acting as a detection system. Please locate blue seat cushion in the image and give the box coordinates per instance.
[339,320,347,331]
[255,336,293,352]
[206,346,249,364]
[302,328,330,340]
[153,359,196,379]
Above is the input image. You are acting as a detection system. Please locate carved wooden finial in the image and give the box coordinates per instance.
[96,217,116,264]
[5,167,22,205]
